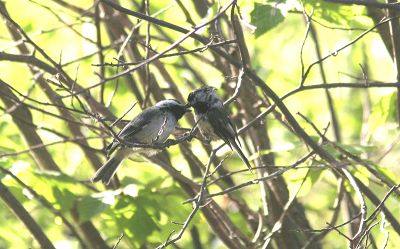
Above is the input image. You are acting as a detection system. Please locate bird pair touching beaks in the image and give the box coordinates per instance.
[92,86,253,185]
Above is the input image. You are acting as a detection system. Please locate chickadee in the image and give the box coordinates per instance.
[187,86,253,172]
[92,99,189,184]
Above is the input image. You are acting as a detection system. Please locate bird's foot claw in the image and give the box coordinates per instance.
[164,139,176,146]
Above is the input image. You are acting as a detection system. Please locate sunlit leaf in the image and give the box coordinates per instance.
[374,165,397,185]
[52,188,76,213]
[4,185,28,204]
[128,206,159,245]
[353,166,370,186]
[323,143,341,158]
[114,195,133,211]
[250,3,284,38]
[304,0,373,27]
[338,144,375,156]
[77,196,109,223]
[308,168,323,185]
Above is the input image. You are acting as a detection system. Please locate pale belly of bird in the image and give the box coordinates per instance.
[197,116,219,141]
[124,143,163,158]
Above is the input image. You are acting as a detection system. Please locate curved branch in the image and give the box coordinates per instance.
[0,180,56,249]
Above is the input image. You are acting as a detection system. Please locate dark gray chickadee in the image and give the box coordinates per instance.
[187,86,253,172]
[92,99,189,184]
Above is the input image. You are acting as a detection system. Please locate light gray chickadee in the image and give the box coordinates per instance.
[92,99,189,184]
[187,86,253,172]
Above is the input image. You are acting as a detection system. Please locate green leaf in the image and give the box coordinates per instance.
[374,165,397,185]
[368,92,397,136]
[128,206,159,245]
[308,168,323,185]
[77,196,109,223]
[353,166,370,186]
[323,143,341,158]
[6,185,28,204]
[114,195,133,211]
[338,144,375,156]
[52,188,76,213]
[386,92,398,122]
[250,3,284,38]
[304,0,372,28]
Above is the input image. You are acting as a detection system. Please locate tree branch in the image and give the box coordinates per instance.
[0,180,56,249]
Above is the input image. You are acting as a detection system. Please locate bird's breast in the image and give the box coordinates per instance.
[196,115,218,141]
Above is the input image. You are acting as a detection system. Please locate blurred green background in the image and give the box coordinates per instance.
[0,0,399,248]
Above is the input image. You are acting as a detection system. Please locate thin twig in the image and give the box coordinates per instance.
[64,0,237,98]
[157,150,218,248]
[112,233,124,249]
[184,150,315,203]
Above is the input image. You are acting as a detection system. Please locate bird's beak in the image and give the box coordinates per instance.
[185,103,192,112]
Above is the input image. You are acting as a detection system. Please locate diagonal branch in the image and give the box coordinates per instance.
[0,180,56,249]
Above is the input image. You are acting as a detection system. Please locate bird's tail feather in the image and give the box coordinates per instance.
[91,156,123,185]
[231,141,253,173]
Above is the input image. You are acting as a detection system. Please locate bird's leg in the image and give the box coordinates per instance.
[164,139,177,147]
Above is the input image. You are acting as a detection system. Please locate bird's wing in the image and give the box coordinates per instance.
[225,110,242,147]
[207,107,253,172]
[151,111,168,143]
[106,108,155,156]
[118,108,156,140]
[206,107,236,149]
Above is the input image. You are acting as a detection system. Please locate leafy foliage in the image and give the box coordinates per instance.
[250,3,285,37]
[0,0,399,249]
[304,0,373,27]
